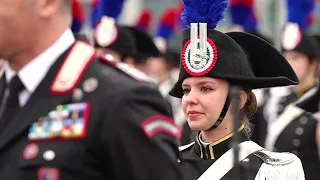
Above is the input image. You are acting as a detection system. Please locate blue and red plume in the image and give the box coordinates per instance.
[243,10,257,31]
[287,0,315,30]
[91,0,126,28]
[306,0,317,27]
[136,8,153,32]
[229,0,253,26]
[91,0,101,28]
[177,1,184,27]
[181,0,229,29]
[306,12,316,26]
[100,0,126,20]
[155,8,179,41]
[71,0,85,33]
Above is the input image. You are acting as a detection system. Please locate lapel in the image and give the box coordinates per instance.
[0,48,74,151]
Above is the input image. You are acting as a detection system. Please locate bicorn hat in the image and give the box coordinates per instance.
[169,0,299,129]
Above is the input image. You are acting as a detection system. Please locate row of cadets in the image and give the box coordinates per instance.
[262,0,320,125]
[260,0,318,146]
[235,0,318,145]
[262,0,319,125]
[90,1,183,134]
[254,0,320,179]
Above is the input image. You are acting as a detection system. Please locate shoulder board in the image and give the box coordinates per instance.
[50,41,96,94]
[100,57,156,83]
[179,142,195,151]
[253,150,305,180]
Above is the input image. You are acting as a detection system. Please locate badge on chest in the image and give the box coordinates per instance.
[28,103,90,141]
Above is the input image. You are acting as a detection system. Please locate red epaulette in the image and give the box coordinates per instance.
[50,41,96,94]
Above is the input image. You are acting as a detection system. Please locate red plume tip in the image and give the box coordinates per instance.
[307,12,316,25]
[160,8,179,28]
[73,0,85,21]
[230,0,253,7]
[136,8,153,30]
[91,0,99,7]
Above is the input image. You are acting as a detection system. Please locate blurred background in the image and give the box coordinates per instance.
[75,0,320,52]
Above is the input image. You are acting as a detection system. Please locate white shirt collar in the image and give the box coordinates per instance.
[4,29,75,93]
[199,133,211,147]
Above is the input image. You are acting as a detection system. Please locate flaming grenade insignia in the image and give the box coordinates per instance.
[190,49,209,70]
[182,23,218,76]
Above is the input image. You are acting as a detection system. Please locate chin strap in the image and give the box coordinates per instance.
[206,93,232,131]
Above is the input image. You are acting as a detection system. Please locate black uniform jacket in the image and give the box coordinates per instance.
[0,41,184,180]
[179,130,263,180]
[254,85,316,147]
[273,106,320,180]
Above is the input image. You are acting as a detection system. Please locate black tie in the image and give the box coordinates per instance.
[0,75,24,135]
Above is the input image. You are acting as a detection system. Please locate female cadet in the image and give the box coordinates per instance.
[264,35,320,179]
[262,0,319,127]
[170,0,305,179]
[262,3,320,179]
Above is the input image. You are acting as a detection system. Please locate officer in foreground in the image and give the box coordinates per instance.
[0,0,183,179]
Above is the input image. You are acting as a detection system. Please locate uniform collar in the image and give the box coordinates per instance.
[193,124,247,160]
[4,29,75,93]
